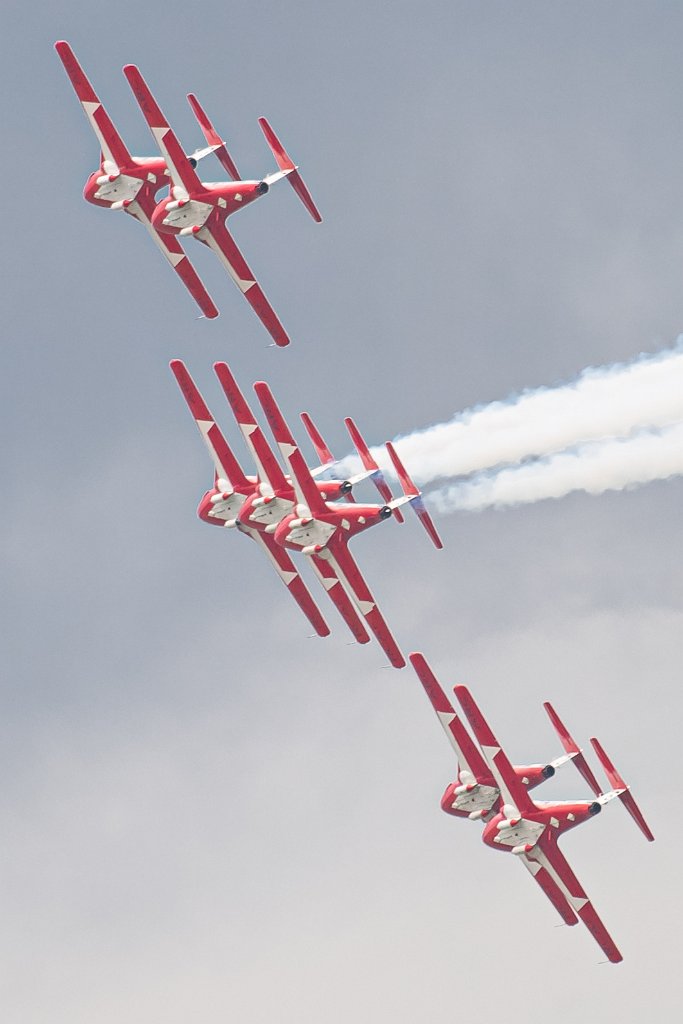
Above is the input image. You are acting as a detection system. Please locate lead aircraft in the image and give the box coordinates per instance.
[171,361,397,644]
[413,657,653,963]
[254,383,443,668]
[124,64,321,346]
[55,40,235,319]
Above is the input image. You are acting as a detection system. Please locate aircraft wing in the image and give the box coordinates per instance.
[409,654,491,779]
[123,64,204,196]
[518,848,578,927]
[55,41,132,172]
[323,540,405,668]
[198,218,290,347]
[170,360,249,486]
[213,362,289,492]
[309,555,370,645]
[525,832,623,962]
[128,190,219,319]
[240,525,330,638]
[454,685,537,817]
[253,381,329,515]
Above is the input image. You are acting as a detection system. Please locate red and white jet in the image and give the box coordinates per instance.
[55,41,236,319]
[410,653,601,821]
[431,671,653,963]
[124,64,321,347]
[253,383,443,668]
[171,360,391,643]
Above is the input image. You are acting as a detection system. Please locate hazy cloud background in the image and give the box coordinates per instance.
[1,2,681,1021]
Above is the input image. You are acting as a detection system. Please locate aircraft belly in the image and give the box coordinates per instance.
[452,783,498,814]
[493,818,545,849]
[163,200,213,230]
[208,492,247,521]
[286,519,336,548]
[248,497,293,525]
[95,173,144,203]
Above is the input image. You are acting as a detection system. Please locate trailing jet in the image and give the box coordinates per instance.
[410,652,601,821]
[452,681,653,963]
[125,64,321,346]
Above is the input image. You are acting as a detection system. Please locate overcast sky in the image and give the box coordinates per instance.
[1,3,681,1021]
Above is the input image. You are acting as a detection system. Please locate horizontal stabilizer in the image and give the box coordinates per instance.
[543,702,601,796]
[187,92,241,180]
[300,412,335,467]
[258,116,322,222]
[344,417,403,522]
[590,738,654,842]
[385,442,442,549]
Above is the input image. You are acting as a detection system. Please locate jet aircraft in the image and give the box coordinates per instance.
[253,383,443,668]
[55,40,236,319]
[410,652,602,820]
[171,361,394,644]
[434,673,653,963]
[125,64,321,346]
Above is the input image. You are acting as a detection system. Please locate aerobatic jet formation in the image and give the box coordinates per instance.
[55,41,231,319]
[171,361,428,659]
[254,383,443,668]
[56,43,320,341]
[55,37,659,979]
[410,654,654,963]
[124,64,321,346]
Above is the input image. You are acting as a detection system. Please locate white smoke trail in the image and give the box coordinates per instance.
[428,423,683,512]
[336,339,683,486]
[334,340,683,510]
